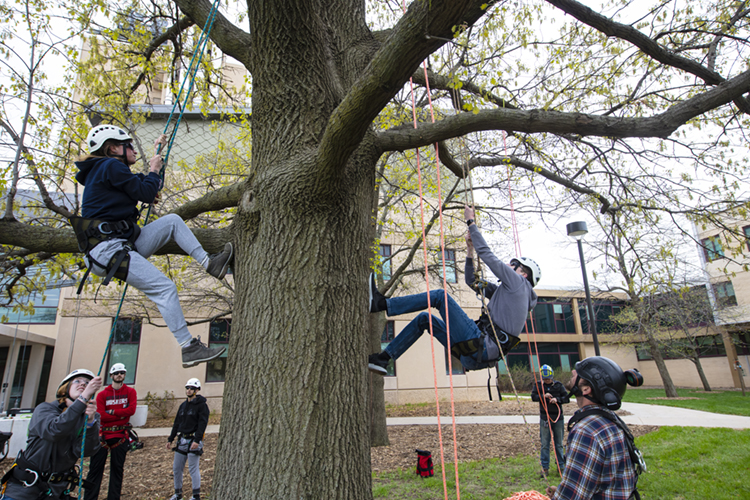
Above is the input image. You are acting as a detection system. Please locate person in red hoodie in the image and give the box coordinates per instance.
[84,363,138,500]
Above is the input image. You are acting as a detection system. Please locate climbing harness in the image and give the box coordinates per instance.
[68,216,141,293]
[0,449,91,499]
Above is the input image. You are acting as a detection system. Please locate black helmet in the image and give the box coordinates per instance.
[573,357,643,411]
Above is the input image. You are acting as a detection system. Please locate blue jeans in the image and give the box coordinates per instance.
[383,290,492,371]
[540,417,565,471]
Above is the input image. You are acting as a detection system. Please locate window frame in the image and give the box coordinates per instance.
[701,236,724,262]
[379,244,392,281]
[442,248,457,284]
[206,318,231,383]
[107,317,142,386]
[380,320,396,377]
[712,281,737,309]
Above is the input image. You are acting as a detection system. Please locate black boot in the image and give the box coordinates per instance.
[368,351,391,375]
[368,273,387,313]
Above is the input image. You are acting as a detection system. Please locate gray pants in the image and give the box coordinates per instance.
[173,438,203,491]
[88,214,208,344]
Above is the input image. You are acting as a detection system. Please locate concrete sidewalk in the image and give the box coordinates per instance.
[133,403,750,436]
[386,402,750,429]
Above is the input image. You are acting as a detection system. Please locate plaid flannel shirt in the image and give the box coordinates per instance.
[553,406,636,500]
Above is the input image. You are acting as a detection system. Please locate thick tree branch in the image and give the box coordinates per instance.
[377,67,750,150]
[173,0,252,70]
[317,0,496,181]
[544,0,750,113]
[0,220,233,255]
[167,181,246,220]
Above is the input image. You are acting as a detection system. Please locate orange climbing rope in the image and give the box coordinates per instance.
[407,66,461,500]
[402,3,462,498]
[501,133,564,478]
[504,491,551,500]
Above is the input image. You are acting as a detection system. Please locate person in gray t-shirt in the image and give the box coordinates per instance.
[368,206,539,374]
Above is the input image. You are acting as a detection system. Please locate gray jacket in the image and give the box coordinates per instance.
[4,399,101,500]
[465,224,537,336]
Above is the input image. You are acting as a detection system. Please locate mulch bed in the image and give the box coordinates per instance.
[0,400,657,499]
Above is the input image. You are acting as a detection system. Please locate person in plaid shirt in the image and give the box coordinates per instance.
[546,357,644,500]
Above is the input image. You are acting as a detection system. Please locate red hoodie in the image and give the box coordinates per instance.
[96,383,138,440]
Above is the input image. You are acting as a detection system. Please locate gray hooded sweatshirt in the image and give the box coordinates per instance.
[465,224,537,336]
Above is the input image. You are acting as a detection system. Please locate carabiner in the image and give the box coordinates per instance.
[22,469,38,487]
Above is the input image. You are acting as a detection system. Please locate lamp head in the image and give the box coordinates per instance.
[566,221,588,239]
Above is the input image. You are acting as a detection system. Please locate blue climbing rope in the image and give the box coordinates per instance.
[77,0,222,494]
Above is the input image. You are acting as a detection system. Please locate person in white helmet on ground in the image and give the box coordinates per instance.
[166,379,209,500]
[73,124,232,368]
[0,369,103,500]
[84,363,137,500]
[368,205,539,374]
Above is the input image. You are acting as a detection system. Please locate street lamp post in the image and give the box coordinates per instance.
[566,221,601,356]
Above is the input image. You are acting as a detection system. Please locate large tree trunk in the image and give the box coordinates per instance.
[369,313,390,446]
[210,2,381,497]
[213,148,378,498]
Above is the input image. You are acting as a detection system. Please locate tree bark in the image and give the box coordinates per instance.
[368,313,390,447]
[691,356,712,392]
[646,335,679,398]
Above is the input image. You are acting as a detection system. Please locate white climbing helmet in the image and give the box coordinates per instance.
[510,257,542,287]
[85,124,132,154]
[59,368,95,391]
[109,363,127,375]
[185,378,201,390]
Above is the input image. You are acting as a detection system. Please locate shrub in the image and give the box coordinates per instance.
[144,390,176,419]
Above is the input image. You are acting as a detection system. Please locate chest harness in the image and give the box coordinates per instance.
[68,216,141,294]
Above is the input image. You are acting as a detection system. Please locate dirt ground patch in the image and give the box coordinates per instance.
[0,400,655,499]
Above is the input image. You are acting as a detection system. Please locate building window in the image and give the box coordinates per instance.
[734,332,750,355]
[108,318,141,386]
[0,288,61,325]
[503,342,580,373]
[744,226,750,252]
[35,346,54,406]
[206,319,231,382]
[713,281,737,308]
[444,349,465,375]
[636,335,727,360]
[379,244,392,280]
[527,300,577,334]
[701,236,724,262]
[380,320,396,376]
[441,249,457,283]
[8,346,32,409]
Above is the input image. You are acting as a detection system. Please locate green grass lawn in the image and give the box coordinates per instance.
[622,387,750,417]
[373,427,750,499]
